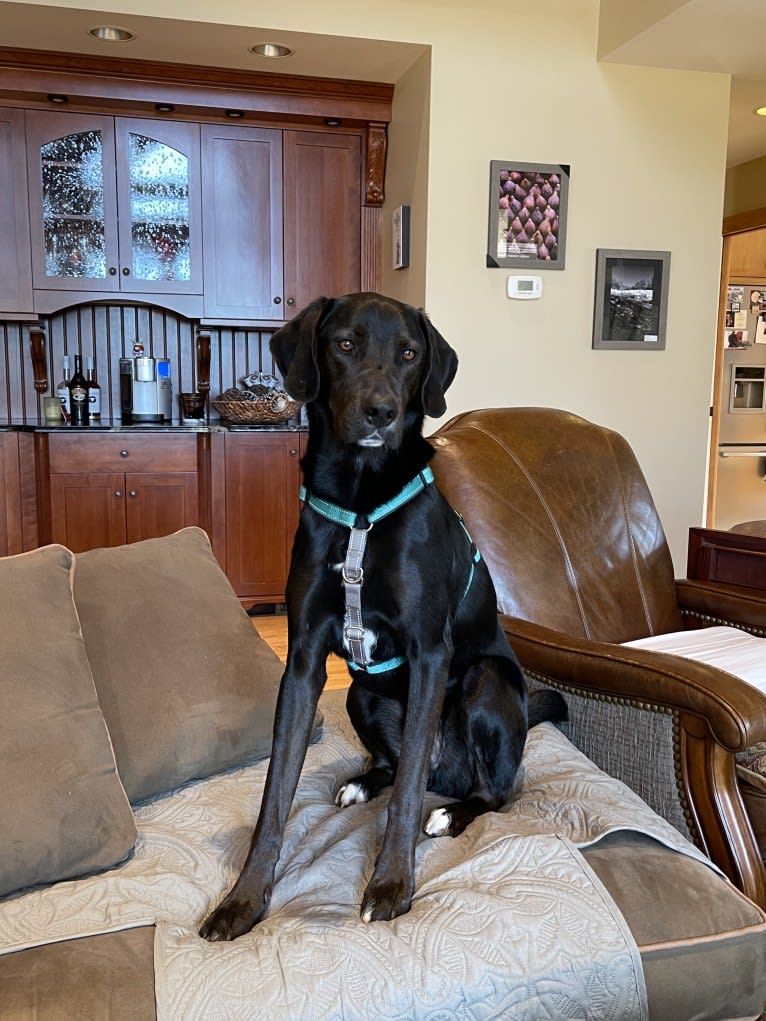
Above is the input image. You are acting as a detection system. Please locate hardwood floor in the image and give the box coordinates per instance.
[252,613,350,691]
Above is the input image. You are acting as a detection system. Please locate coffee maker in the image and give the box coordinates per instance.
[119,356,172,423]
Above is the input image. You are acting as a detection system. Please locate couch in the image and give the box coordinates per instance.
[1,525,765,1020]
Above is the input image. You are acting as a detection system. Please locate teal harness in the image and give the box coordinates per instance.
[300,466,481,675]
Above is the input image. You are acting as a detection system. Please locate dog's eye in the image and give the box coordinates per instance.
[337,338,355,353]
[402,347,417,362]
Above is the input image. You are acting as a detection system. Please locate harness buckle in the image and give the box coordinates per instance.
[342,565,364,585]
[344,624,366,643]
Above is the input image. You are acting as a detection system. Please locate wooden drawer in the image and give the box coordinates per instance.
[48,433,198,473]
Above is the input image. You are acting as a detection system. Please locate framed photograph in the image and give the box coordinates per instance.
[592,249,671,350]
[392,205,410,270]
[487,161,570,270]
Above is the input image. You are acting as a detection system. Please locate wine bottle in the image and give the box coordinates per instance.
[68,355,90,426]
[87,356,101,421]
[56,356,71,418]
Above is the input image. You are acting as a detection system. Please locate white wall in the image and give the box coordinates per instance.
[24,0,732,571]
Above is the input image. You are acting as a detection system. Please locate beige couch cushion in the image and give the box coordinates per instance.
[0,545,135,898]
[74,527,293,803]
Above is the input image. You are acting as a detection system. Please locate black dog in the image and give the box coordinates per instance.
[200,292,565,941]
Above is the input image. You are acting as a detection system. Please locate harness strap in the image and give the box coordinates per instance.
[300,467,435,529]
[342,525,370,665]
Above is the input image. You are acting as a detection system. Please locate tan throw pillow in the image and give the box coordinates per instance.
[0,545,136,899]
[74,527,292,803]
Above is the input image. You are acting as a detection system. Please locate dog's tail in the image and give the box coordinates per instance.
[528,688,568,729]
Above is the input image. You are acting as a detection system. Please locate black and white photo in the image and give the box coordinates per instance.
[592,249,670,350]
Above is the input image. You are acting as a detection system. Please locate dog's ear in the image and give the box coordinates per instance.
[270,297,332,402]
[418,312,458,418]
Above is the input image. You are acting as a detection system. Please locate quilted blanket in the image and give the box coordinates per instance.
[0,690,720,1021]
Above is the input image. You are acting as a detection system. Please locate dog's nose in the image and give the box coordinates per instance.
[364,403,395,427]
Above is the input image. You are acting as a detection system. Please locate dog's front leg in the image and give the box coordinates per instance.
[199,642,327,942]
[360,645,450,923]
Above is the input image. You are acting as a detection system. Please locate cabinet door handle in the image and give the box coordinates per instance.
[115,490,123,498]
[129,490,138,498]
[286,297,295,306]
[273,296,282,305]
[122,267,131,277]
[108,267,117,276]
[120,449,129,457]
[289,448,298,457]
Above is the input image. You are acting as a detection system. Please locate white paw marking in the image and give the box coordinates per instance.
[336,782,369,807]
[361,906,374,924]
[424,807,452,837]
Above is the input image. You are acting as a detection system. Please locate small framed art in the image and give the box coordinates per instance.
[487,161,569,270]
[592,249,671,350]
[393,205,410,270]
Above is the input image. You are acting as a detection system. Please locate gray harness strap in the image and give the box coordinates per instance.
[342,525,371,665]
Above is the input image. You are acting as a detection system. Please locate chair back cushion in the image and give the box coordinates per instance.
[431,407,683,642]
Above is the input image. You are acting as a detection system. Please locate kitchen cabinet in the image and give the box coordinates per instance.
[46,433,199,552]
[0,433,24,556]
[729,229,766,281]
[283,130,361,317]
[201,126,362,322]
[221,431,305,602]
[25,111,202,313]
[0,108,33,316]
[201,124,283,321]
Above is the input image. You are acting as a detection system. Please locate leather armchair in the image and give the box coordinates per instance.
[431,407,766,908]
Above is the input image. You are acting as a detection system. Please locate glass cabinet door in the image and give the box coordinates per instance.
[115,119,202,296]
[26,112,119,291]
[26,112,201,297]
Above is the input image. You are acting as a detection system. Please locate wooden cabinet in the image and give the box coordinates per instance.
[0,433,24,556]
[283,131,361,316]
[221,431,304,602]
[201,124,283,321]
[0,108,33,316]
[25,111,203,314]
[22,114,363,323]
[729,228,766,281]
[46,433,199,552]
[201,127,362,322]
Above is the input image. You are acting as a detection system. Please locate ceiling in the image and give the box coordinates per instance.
[598,0,766,168]
[1,0,766,168]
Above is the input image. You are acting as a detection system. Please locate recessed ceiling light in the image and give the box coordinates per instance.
[89,25,135,42]
[249,42,293,58]
[225,109,245,118]
[155,103,175,113]
[47,94,69,104]
[756,107,766,117]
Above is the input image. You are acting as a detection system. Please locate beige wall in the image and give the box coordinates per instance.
[725,155,766,218]
[19,0,732,571]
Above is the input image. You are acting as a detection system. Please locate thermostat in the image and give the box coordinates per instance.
[507,275,542,300]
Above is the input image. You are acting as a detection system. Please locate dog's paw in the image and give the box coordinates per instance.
[424,807,453,837]
[360,876,414,923]
[335,781,369,807]
[199,894,265,942]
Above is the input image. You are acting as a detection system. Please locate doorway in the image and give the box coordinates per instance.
[708,209,766,528]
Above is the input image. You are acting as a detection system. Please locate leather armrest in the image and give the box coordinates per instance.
[501,614,766,752]
[676,579,766,633]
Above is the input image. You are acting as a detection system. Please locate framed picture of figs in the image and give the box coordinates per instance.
[592,249,670,351]
[487,161,570,270]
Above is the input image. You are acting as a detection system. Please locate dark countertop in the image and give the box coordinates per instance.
[1,419,304,434]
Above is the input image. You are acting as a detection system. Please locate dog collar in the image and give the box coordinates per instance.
[299,466,435,529]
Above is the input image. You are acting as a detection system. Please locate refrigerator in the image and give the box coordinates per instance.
[715,284,766,530]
